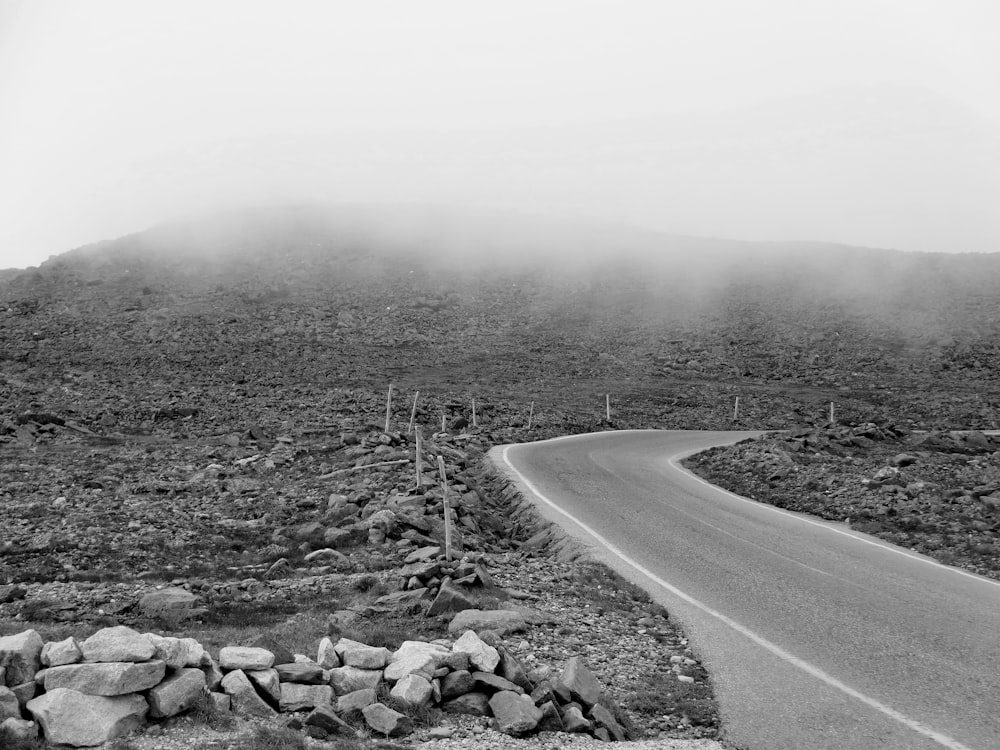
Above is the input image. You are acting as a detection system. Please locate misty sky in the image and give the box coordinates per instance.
[2,0,999,269]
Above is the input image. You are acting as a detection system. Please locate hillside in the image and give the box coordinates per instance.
[2,206,1000,746]
[2,205,1000,439]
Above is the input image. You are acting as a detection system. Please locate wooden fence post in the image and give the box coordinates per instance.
[415,428,423,489]
[527,401,534,430]
[384,383,393,434]
[437,455,452,561]
[408,391,419,435]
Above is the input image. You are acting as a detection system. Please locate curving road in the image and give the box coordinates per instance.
[491,430,1000,750]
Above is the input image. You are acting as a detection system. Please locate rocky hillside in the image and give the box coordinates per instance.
[2,206,1000,746]
[2,205,1000,437]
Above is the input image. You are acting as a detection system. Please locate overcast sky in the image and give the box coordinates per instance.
[2,0,999,268]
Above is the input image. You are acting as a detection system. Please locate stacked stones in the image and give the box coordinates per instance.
[1,626,208,746]
[0,614,632,746]
[397,548,494,616]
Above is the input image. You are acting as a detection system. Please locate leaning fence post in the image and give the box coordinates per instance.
[408,391,419,435]
[437,455,452,561]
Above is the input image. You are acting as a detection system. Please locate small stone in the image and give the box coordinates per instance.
[340,643,391,670]
[562,704,591,732]
[218,646,274,671]
[452,630,500,673]
[589,702,627,741]
[336,687,377,714]
[279,683,334,712]
[208,692,230,713]
[497,646,532,691]
[220,669,276,718]
[316,637,339,669]
[138,587,197,616]
[250,635,295,666]
[328,666,382,695]
[27,688,147,747]
[441,669,475,699]
[389,673,433,709]
[0,630,44,684]
[556,656,604,708]
[441,691,490,716]
[362,702,413,737]
[43,661,166,696]
[79,626,155,663]
[275,662,324,684]
[41,637,81,668]
[247,668,281,702]
[385,640,449,682]
[147,668,206,718]
[305,704,357,736]
[447,609,527,636]
[426,726,454,739]
[427,578,477,616]
[146,635,206,670]
[0,686,19,720]
[473,671,524,694]
[488,690,542,735]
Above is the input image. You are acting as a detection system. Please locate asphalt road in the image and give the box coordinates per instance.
[492,430,1000,750]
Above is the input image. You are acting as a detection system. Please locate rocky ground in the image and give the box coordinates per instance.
[3,207,1000,746]
[685,424,1000,581]
[0,417,724,748]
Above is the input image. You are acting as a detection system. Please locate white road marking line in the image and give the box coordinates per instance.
[499,442,977,750]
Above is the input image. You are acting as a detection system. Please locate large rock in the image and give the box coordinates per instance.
[250,635,294,666]
[427,578,477,616]
[43,660,165,696]
[305,704,357,736]
[146,635,206,670]
[0,685,19,720]
[441,691,490,716]
[489,690,542,735]
[556,657,604,708]
[589,702,627,741]
[10,679,35,707]
[473,671,524,694]
[41,637,81,668]
[0,629,43,684]
[339,643,391,670]
[447,609,527,636]
[27,688,147,747]
[138,587,197,616]
[562,704,591,732]
[497,646,532,691]
[275,662,324,684]
[384,640,449,682]
[452,630,499,673]
[220,669,276,718]
[316,637,340,669]
[328,666,382,695]
[389,673,433,708]
[362,702,413,737]
[218,646,274,671]
[279,683,334,712]
[79,627,155,663]
[147,668,206,718]
[247,668,281,702]
[441,669,475,699]
[336,687,377,714]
